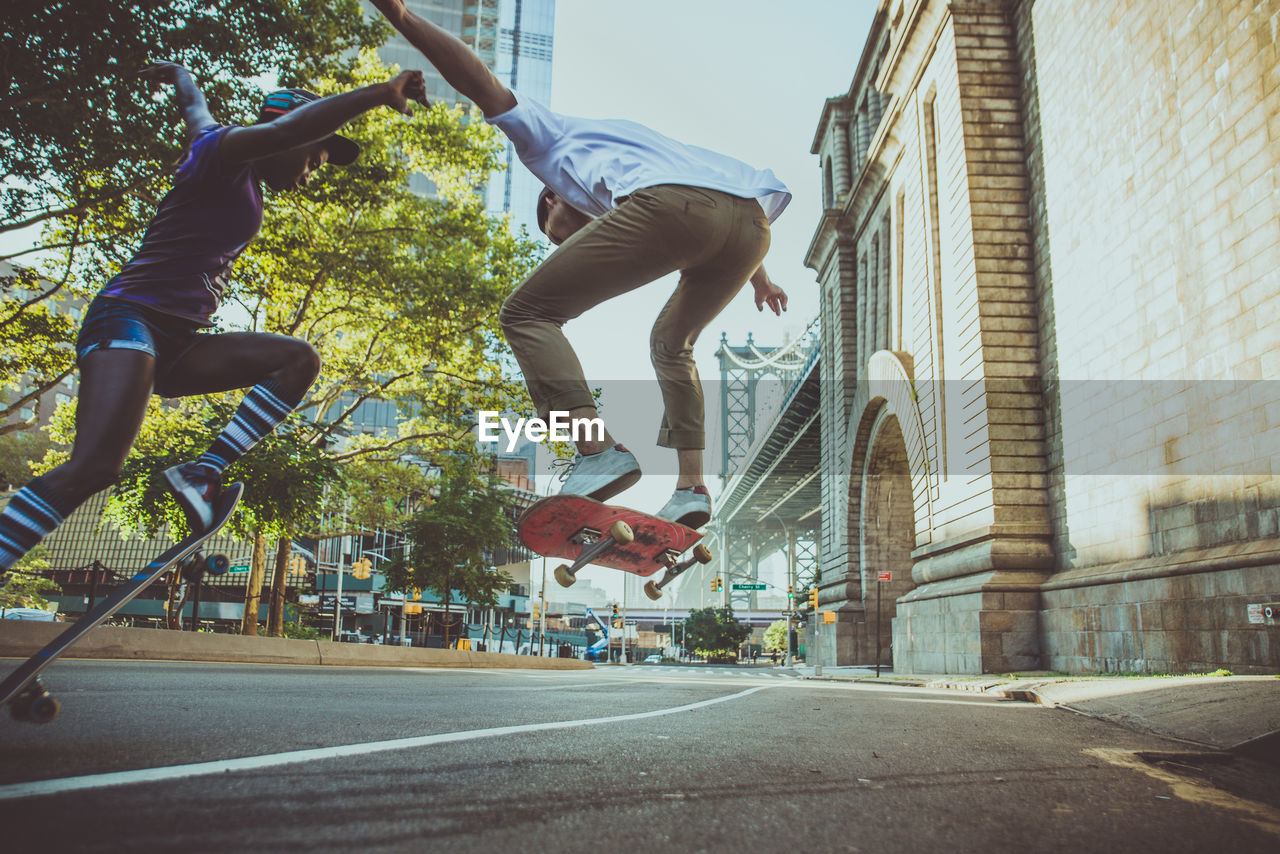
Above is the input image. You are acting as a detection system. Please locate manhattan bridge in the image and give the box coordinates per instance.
[680,317,822,615]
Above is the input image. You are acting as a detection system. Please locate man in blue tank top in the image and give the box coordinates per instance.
[0,62,428,573]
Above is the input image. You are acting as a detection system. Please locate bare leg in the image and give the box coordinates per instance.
[159,331,319,399]
[39,349,157,508]
[676,449,703,490]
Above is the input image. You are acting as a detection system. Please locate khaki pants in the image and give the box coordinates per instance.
[499,184,771,450]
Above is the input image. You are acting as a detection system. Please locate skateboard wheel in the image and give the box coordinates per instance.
[643,580,662,601]
[609,521,634,545]
[205,553,230,575]
[693,543,713,564]
[554,565,576,588]
[27,694,60,724]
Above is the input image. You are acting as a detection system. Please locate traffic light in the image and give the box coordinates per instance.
[809,588,819,609]
[788,584,794,599]
[611,602,619,619]
[532,602,540,619]
[288,556,307,575]
[351,558,372,580]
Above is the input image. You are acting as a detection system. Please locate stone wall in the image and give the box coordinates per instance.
[1014,0,1280,672]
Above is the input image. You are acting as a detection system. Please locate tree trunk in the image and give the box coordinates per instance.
[241,529,267,636]
[267,536,290,637]
[442,567,452,648]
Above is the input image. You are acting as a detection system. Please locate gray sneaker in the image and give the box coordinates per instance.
[556,444,642,501]
[656,486,712,529]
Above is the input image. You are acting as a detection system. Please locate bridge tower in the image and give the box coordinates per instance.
[712,326,820,611]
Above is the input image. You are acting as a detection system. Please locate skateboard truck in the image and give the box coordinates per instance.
[553,520,634,587]
[8,678,60,724]
[643,543,714,600]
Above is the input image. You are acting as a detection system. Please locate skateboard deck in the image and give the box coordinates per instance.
[0,482,243,722]
[517,494,702,578]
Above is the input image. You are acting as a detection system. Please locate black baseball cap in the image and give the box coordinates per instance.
[257,88,361,166]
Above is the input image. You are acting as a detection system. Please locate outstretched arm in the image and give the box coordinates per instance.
[370,0,516,117]
[751,264,788,316]
[217,70,427,166]
[140,62,216,141]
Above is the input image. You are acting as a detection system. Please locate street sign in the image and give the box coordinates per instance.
[732,583,767,591]
[228,564,250,574]
[822,611,836,623]
[320,595,357,613]
[877,571,891,582]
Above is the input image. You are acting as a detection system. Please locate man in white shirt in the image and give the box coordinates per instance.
[371,0,790,528]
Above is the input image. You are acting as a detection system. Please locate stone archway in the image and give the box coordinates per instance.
[859,411,917,668]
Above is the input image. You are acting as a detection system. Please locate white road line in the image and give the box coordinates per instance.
[0,685,775,802]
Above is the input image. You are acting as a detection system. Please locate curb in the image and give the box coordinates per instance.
[0,621,592,671]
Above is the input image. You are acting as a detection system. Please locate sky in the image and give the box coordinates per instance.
[529,0,876,605]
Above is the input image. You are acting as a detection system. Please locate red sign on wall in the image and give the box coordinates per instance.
[877,571,891,582]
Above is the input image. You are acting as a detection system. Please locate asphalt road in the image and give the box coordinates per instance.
[1,660,1277,852]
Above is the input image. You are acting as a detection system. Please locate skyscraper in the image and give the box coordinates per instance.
[368,0,556,237]
[484,0,555,239]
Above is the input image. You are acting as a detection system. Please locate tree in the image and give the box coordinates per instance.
[683,606,751,663]
[763,619,788,653]
[0,548,62,612]
[1,1,382,240]
[34,49,542,634]
[1,1,387,427]
[381,456,516,648]
[0,429,53,488]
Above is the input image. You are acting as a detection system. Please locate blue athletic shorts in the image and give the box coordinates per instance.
[75,295,203,394]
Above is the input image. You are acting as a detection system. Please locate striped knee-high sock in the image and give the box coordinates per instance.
[0,478,67,572]
[194,381,300,476]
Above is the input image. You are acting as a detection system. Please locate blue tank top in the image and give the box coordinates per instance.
[101,125,263,325]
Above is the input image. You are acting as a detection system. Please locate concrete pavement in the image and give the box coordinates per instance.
[789,664,1280,759]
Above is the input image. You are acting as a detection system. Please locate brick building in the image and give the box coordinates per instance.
[806,0,1278,673]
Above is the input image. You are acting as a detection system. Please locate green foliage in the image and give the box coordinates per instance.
[762,619,788,652]
[32,49,541,547]
[0,269,78,432]
[683,606,751,660]
[0,547,62,611]
[281,603,322,639]
[0,428,54,488]
[381,456,516,631]
[2,0,383,239]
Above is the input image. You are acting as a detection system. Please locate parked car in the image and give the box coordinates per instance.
[643,654,663,663]
[0,607,59,621]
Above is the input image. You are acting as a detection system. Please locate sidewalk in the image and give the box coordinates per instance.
[791,664,1280,759]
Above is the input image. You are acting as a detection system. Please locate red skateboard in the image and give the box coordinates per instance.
[517,495,713,600]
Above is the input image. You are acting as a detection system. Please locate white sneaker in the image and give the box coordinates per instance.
[656,486,712,529]
[556,444,642,501]
[164,463,221,534]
